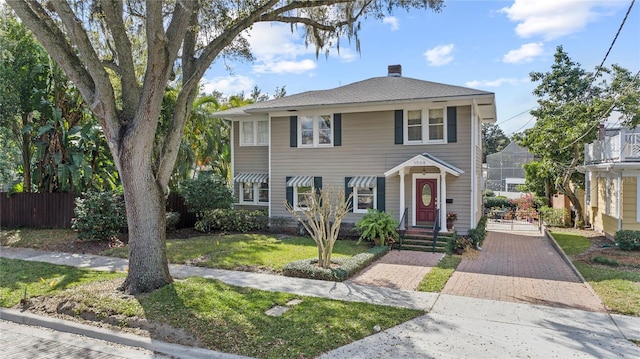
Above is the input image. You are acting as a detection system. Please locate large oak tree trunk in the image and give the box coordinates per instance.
[118,152,172,294]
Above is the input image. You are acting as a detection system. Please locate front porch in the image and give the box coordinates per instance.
[384,153,465,234]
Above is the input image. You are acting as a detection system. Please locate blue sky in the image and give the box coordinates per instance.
[202,0,639,136]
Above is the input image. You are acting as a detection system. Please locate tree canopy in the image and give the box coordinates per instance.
[516,46,640,227]
[7,0,444,294]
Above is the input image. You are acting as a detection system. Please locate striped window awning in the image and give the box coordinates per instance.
[348,176,377,188]
[234,173,269,183]
[286,175,314,187]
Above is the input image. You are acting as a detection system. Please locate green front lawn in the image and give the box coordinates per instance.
[103,233,371,272]
[0,258,423,359]
[550,231,640,316]
[549,231,591,255]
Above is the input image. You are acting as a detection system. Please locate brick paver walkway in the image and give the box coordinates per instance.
[348,251,443,290]
[442,229,607,312]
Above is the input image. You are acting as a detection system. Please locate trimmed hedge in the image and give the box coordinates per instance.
[615,230,640,251]
[468,216,488,248]
[282,245,389,281]
[195,209,268,232]
[484,197,515,209]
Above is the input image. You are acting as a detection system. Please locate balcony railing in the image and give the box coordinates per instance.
[585,129,640,164]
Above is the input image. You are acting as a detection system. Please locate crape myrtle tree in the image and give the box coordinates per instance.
[7,0,444,294]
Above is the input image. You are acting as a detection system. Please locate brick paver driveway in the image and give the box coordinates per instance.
[442,228,607,312]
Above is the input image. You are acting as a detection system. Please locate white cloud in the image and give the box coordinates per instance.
[424,44,455,67]
[383,16,399,31]
[499,0,621,40]
[200,75,255,95]
[503,42,544,63]
[253,59,317,74]
[466,77,528,88]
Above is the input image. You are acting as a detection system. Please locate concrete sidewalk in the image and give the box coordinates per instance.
[2,235,640,358]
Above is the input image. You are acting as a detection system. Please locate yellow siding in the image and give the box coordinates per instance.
[602,214,618,239]
[621,177,640,230]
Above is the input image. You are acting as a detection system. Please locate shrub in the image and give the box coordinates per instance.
[591,256,620,267]
[354,209,399,246]
[468,216,488,248]
[282,245,389,281]
[484,197,515,209]
[615,230,640,251]
[179,173,233,215]
[166,211,181,232]
[72,190,126,241]
[195,209,268,233]
[539,206,567,227]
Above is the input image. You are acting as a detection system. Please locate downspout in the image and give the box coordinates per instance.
[471,100,478,227]
[617,175,622,231]
[268,115,272,218]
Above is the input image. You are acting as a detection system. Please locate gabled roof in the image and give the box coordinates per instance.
[384,153,465,177]
[214,75,496,121]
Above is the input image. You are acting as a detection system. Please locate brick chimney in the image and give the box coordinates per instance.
[388,64,402,77]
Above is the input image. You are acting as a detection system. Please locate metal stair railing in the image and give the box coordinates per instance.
[396,207,408,250]
[432,208,441,252]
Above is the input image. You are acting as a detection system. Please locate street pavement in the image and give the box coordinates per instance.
[1,224,639,358]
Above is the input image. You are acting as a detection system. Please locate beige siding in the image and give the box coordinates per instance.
[232,121,269,202]
[270,105,475,234]
[232,121,268,173]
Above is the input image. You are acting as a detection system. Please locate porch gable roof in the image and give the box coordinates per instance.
[384,153,465,177]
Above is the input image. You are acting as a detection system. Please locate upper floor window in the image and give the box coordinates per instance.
[299,115,333,147]
[240,119,269,146]
[404,108,446,144]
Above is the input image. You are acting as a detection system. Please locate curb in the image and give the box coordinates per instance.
[0,308,252,359]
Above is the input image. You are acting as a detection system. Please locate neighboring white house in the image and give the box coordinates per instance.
[214,65,496,235]
[579,126,640,239]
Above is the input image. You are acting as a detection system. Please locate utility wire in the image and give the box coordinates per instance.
[501,0,635,136]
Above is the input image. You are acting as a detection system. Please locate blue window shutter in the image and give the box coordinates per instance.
[377,177,386,212]
[394,110,403,144]
[286,176,293,206]
[345,177,353,212]
[447,107,457,143]
[334,113,342,146]
[290,116,298,147]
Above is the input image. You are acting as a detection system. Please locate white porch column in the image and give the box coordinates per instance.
[440,170,447,233]
[399,169,406,227]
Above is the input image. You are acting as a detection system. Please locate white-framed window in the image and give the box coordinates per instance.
[353,187,376,213]
[405,107,446,144]
[295,185,314,210]
[299,114,333,147]
[240,181,269,205]
[240,119,269,146]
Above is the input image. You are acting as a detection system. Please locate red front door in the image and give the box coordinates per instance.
[416,178,438,226]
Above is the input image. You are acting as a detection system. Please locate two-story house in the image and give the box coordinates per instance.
[214,65,496,235]
[580,126,640,238]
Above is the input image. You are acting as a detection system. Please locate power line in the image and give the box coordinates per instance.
[591,0,636,82]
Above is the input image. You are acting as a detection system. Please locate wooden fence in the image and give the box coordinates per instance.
[1,192,196,229]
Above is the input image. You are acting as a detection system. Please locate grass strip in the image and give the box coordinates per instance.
[573,261,640,317]
[549,231,591,255]
[0,258,423,359]
[416,255,462,292]
[0,257,124,307]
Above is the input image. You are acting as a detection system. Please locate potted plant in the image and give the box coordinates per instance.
[354,209,399,246]
[446,212,457,230]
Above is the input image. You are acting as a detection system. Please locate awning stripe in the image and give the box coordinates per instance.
[286,175,314,187]
[348,176,377,188]
[234,173,268,183]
